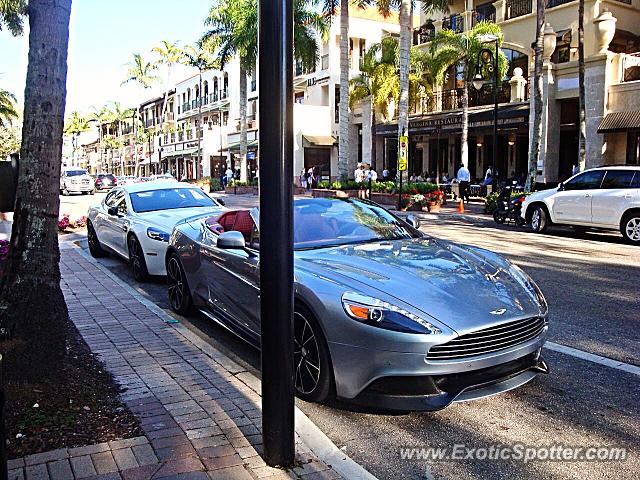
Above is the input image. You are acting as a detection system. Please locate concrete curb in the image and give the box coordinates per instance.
[72,244,378,480]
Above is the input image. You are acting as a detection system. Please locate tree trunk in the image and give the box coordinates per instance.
[525,0,545,191]
[239,63,248,182]
[398,0,411,181]
[461,69,469,169]
[338,0,349,181]
[370,102,377,171]
[197,70,203,180]
[578,0,586,171]
[526,0,545,192]
[133,112,140,177]
[0,0,72,383]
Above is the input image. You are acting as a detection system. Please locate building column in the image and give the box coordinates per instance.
[585,53,615,168]
[528,62,560,183]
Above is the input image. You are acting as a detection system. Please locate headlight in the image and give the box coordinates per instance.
[510,264,548,315]
[341,292,441,334]
[147,227,170,242]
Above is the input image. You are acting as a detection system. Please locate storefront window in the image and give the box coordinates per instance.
[627,130,640,165]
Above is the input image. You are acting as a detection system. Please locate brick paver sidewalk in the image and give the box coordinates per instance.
[9,247,344,480]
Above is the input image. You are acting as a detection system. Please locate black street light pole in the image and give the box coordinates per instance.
[473,36,500,187]
[258,0,295,469]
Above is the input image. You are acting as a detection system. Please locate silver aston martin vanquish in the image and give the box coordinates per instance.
[166,198,549,411]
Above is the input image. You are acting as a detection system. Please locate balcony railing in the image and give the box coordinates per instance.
[321,54,329,70]
[547,0,573,7]
[442,14,464,33]
[469,81,513,107]
[505,0,532,19]
[415,24,435,45]
[473,6,496,25]
[416,81,514,114]
[622,52,640,82]
[182,102,191,113]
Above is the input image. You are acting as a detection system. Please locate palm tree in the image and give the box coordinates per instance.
[202,0,327,181]
[431,21,507,171]
[0,88,19,127]
[152,40,183,123]
[527,0,546,191]
[64,111,91,167]
[180,44,218,180]
[122,53,158,176]
[0,0,73,383]
[338,0,349,180]
[350,37,455,169]
[121,53,160,88]
[90,105,115,172]
[578,0,586,171]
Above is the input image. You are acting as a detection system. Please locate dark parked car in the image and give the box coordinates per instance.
[95,173,117,191]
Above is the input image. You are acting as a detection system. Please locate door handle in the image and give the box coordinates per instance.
[623,194,633,199]
[584,193,592,197]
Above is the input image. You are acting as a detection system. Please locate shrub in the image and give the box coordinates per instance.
[209,178,223,191]
[371,181,396,193]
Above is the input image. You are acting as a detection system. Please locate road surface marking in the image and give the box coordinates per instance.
[545,342,640,377]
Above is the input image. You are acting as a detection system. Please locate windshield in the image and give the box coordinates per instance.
[130,188,217,213]
[66,170,88,177]
[293,198,421,249]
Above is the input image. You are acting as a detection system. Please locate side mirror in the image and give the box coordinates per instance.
[217,230,245,249]
[217,198,225,206]
[107,206,119,216]
[406,214,420,229]
[558,182,564,192]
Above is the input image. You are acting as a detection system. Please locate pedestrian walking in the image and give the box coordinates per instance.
[225,167,234,186]
[457,163,471,203]
[300,169,307,189]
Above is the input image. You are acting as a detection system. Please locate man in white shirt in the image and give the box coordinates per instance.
[225,167,234,186]
[457,164,471,203]
[354,164,364,183]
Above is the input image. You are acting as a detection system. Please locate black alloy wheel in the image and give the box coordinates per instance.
[294,309,332,403]
[87,221,106,258]
[167,254,193,315]
[128,236,149,282]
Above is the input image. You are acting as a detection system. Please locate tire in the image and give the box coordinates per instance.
[128,235,149,282]
[166,253,193,315]
[294,305,334,403]
[87,221,106,258]
[530,205,549,233]
[493,211,506,224]
[621,212,640,244]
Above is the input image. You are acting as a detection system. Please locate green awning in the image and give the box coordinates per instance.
[222,139,258,152]
[303,135,336,147]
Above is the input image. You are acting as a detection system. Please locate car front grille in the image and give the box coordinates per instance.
[427,317,546,361]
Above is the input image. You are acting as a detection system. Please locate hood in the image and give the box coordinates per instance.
[137,207,225,232]
[296,237,543,334]
[525,187,558,203]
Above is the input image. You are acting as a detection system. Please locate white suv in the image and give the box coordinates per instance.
[60,167,95,195]
[521,166,640,244]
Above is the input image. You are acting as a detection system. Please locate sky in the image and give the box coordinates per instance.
[0,0,212,116]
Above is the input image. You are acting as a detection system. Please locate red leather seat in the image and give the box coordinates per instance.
[232,210,254,240]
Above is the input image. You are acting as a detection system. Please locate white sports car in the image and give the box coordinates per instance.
[86,181,226,280]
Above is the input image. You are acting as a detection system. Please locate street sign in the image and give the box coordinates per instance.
[398,135,408,171]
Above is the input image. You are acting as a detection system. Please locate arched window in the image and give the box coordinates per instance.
[187,88,191,102]
[223,73,229,98]
[502,48,528,78]
[213,78,219,99]
[203,80,209,97]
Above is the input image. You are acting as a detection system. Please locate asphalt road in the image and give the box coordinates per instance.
[67,192,640,480]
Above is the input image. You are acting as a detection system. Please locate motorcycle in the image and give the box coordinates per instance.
[493,182,526,226]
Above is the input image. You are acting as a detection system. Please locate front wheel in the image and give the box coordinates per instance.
[87,221,106,258]
[621,212,640,244]
[493,211,506,224]
[530,206,549,233]
[128,236,149,282]
[294,307,333,403]
[167,254,193,315]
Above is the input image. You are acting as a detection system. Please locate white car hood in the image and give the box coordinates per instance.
[525,187,558,203]
[136,207,224,232]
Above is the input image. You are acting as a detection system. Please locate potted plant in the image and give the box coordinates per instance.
[426,190,445,213]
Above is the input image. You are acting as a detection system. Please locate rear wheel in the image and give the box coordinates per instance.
[530,205,549,233]
[493,211,506,224]
[167,254,193,315]
[87,221,106,258]
[621,212,640,244]
[294,306,333,403]
[128,236,149,282]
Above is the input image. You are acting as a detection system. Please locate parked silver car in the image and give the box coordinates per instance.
[166,198,549,410]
